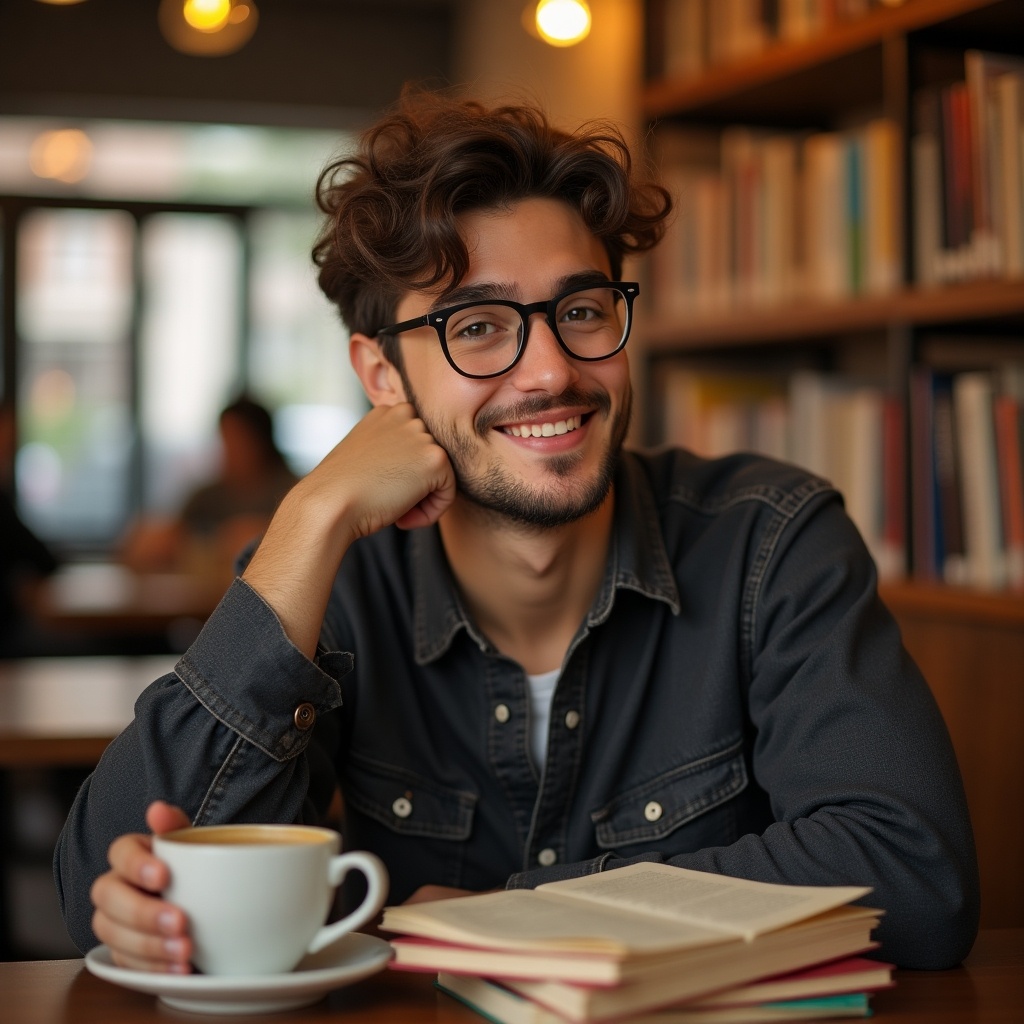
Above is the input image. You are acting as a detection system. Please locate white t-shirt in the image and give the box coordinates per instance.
[526,668,560,769]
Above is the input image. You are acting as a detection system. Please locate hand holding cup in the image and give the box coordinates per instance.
[153,824,388,976]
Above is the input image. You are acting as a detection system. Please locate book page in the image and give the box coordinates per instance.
[380,888,734,955]
[538,863,870,940]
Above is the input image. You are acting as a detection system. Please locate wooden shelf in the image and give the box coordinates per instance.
[640,279,1024,352]
[643,0,1008,121]
[880,579,1024,626]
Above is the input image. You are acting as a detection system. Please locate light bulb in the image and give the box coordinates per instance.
[159,0,259,55]
[29,129,93,184]
[183,0,232,33]
[535,0,591,47]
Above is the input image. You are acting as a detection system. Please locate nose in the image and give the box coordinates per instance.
[509,313,580,394]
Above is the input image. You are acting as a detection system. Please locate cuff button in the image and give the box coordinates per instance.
[293,702,316,731]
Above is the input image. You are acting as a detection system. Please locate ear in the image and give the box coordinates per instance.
[350,333,408,407]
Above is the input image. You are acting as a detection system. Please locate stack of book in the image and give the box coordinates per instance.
[381,863,893,1023]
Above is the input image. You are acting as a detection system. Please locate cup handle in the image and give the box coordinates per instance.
[306,851,389,954]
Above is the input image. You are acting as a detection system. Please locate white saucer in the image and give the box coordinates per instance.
[84,932,393,1014]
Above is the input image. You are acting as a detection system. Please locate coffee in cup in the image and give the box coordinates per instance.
[153,823,388,976]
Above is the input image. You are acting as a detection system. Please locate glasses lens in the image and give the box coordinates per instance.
[445,304,523,376]
[554,286,629,359]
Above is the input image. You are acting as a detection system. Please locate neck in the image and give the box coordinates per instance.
[439,494,615,675]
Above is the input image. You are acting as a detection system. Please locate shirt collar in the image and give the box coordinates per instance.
[410,450,681,665]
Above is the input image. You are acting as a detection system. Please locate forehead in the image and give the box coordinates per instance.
[396,197,611,319]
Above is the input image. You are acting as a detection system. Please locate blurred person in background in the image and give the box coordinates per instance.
[0,400,60,657]
[120,396,297,585]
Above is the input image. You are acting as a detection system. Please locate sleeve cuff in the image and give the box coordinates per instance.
[174,577,351,762]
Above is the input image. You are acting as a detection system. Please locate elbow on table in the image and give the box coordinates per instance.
[883,874,980,970]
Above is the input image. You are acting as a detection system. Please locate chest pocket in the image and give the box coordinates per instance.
[343,752,476,840]
[590,739,747,850]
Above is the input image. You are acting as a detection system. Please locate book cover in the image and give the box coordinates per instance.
[438,972,875,1024]
[690,955,893,1007]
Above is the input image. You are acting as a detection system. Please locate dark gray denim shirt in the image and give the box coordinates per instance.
[54,449,979,968]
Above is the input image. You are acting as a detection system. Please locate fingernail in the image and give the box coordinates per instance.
[141,863,160,888]
[163,938,188,958]
[157,910,179,935]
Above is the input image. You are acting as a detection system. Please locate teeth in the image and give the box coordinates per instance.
[504,415,582,438]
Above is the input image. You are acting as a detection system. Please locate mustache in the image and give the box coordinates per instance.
[475,385,612,434]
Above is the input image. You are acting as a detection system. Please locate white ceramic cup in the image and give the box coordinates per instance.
[152,823,389,976]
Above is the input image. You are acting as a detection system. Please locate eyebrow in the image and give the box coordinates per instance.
[435,270,612,309]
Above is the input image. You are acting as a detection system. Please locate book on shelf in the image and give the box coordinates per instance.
[788,370,905,581]
[650,117,900,315]
[907,361,1024,591]
[657,365,905,580]
[911,50,1024,285]
[381,863,881,1021]
[438,971,880,1024]
[954,370,1007,590]
[659,366,790,463]
[994,384,1024,588]
[656,0,910,81]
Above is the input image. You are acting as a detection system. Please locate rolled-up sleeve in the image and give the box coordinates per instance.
[54,578,352,953]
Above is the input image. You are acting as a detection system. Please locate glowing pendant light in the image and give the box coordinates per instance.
[535,0,591,47]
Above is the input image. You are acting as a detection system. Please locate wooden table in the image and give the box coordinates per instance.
[0,655,174,767]
[32,563,223,636]
[1,929,1020,1023]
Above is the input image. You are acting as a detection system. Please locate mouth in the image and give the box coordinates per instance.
[501,414,585,438]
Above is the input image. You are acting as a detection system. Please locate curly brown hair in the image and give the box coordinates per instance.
[312,90,671,358]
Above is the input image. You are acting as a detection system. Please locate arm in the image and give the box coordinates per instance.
[54,402,456,964]
[507,492,980,970]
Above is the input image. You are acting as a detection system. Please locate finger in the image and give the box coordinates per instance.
[106,832,169,893]
[91,870,187,938]
[92,909,193,974]
[145,800,191,835]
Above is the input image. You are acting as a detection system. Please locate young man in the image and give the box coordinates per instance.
[56,94,978,974]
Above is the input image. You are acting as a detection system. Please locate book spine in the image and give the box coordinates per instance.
[953,371,1007,589]
[994,392,1024,589]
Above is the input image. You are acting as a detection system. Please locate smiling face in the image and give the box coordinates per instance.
[389,197,633,529]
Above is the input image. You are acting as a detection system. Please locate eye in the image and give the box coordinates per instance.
[451,316,503,340]
[447,305,519,343]
[560,304,601,323]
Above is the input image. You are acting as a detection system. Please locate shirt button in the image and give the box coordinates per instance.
[537,848,557,867]
[494,703,511,723]
[392,796,413,819]
[293,703,316,731]
[564,709,580,729]
[644,800,663,822]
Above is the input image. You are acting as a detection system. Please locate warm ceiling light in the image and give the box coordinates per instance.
[183,0,231,32]
[29,129,94,184]
[535,0,591,47]
[33,1,88,6]
[159,0,258,56]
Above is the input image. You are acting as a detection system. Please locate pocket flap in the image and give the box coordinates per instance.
[345,753,476,840]
[591,739,747,848]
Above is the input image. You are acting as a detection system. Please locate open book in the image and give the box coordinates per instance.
[382,864,881,1018]
[382,862,871,956]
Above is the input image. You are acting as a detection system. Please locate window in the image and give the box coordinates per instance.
[1,117,361,553]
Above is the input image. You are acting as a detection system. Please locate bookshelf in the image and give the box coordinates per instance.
[638,0,1024,927]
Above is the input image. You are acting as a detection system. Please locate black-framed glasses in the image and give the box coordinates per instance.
[376,281,639,380]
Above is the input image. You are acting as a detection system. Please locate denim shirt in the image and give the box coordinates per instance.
[54,448,979,969]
